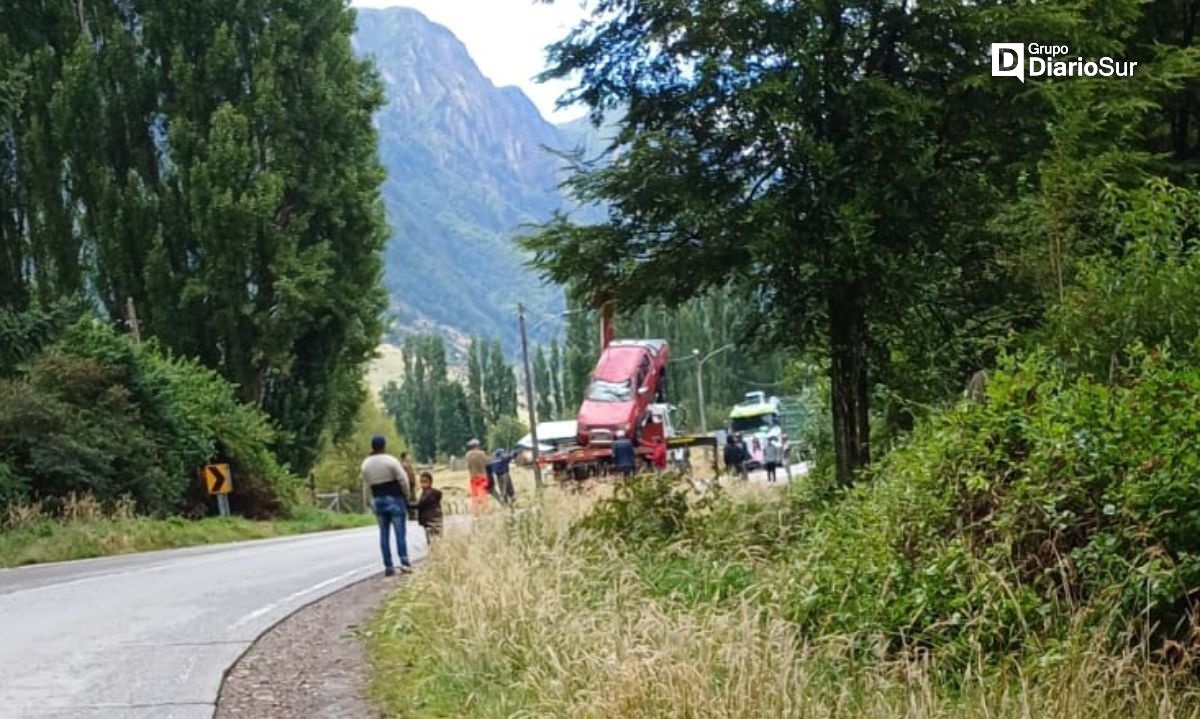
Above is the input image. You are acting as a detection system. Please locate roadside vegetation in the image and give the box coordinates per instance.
[0,496,372,568]
[1,305,297,518]
[370,467,1200,718]
[0,303,387,567]
[0,0,390,564]
[369,164,1200,716]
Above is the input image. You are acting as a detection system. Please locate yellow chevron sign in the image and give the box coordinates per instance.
[203,464,232,495]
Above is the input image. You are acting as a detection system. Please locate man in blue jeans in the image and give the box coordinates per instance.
[360,435,413,576]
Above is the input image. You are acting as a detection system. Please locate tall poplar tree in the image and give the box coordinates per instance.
[0,0,388,475]
[533,345,554,420]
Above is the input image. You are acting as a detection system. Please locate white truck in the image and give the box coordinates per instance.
[727,391,784,469]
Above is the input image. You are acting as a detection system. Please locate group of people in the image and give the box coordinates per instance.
[360,434,527,574]
[465,438,518,515]
[361,428,791,574]
[723,433,787,482]
[359,435,444,576]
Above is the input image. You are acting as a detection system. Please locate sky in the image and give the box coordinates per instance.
[350,0,589,123]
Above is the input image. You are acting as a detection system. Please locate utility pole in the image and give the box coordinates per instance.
[693,344,735,435]
[693,348,707,434]
[518,303,544,489]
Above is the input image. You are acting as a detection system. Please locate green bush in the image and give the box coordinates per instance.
[0,353,186,513]
[771,346,1200,661]
[311,396,406,495]
[0,316,297,517]
[574,346,1200,668]
[138,344,297,517]
[0,299,87,378]
[486,415,527,451]
[576,473,695,546]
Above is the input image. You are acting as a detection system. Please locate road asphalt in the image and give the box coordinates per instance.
[0,521,427,719]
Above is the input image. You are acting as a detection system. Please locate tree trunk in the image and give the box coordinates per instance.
[828,283,871,486]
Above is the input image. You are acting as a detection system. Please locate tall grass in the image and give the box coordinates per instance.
[369,489,1200,718]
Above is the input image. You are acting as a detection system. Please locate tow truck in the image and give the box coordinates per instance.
[539,304,718,481]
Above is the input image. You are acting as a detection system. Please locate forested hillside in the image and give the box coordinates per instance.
[354,7,596,349]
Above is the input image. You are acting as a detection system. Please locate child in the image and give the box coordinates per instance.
[415,471,443,540]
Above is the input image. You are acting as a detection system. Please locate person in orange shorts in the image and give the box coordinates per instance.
[465,438,491,516]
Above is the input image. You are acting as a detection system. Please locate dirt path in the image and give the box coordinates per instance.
[216,572,400,719]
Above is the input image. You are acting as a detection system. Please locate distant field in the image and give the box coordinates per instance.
[365,343,407,400]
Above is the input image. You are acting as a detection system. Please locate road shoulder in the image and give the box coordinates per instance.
[216,572,399,719]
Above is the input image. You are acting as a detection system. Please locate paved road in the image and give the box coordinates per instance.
[0,522,427,719]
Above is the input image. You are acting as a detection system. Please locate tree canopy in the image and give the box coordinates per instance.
[525,0,1197,484]
[0,0,388,475]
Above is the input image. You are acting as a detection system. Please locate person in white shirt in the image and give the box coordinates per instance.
[361,435,412,576]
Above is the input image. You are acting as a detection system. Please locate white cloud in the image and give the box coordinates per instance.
[351,0,589,122]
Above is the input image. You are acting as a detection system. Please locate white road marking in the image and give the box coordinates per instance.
[225,565,375,633]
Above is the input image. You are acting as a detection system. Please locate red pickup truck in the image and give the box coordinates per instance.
[576,339,670,446]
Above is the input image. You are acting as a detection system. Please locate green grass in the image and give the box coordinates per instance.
[0,505,375,568]
[367,486,1200,718]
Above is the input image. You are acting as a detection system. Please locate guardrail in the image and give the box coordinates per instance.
[314,489,471,516]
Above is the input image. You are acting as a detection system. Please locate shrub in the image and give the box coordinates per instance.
[486,415,527,451]
[576,473,695,546]
[0,316,297,517]
[775,346,1200,662]
[0,355,183,513]
[139,346,297,517]
[0,299,86,378]
[573,348,1200,668]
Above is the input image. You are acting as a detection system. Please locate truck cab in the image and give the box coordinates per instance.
[728,392,783,469]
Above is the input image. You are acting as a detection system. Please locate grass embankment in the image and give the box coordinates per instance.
[0,500,374,568]
[368,476,1200,718]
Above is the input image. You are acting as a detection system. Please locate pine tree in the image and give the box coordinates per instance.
[0,0,389,476]
[549,339,564,418]
[435,381,472,456]
[533,345,553,421]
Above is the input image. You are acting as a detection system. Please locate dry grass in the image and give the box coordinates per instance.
[369,490,1200,718]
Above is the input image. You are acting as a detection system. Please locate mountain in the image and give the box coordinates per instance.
[352,7,595,352]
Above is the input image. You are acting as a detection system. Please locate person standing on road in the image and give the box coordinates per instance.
[465,438,491,516]
[763,436,783,484]
[612,430,636,480]
[415,471,443,541]
[361,435,413,576]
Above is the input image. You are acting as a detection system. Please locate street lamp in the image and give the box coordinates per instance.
[692,344,735,434]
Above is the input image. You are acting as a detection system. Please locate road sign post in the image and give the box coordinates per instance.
[203,464,232,517]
